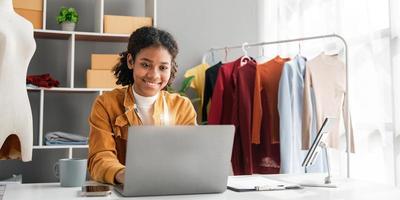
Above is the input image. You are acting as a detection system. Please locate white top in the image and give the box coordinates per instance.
[132,86,159,125]
[302,53,354,151]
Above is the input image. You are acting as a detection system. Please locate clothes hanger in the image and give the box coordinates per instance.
[240,42,250,66]
[201,49,218,64]
[224,47,229,62]
[242,42,249,57]
[211,49,217,64]
[254,46,267,63]
[298,41,302,56]
[201,51,208,64]
[323,36,340,56]
[261,46,265,57]
[324,42,339,56]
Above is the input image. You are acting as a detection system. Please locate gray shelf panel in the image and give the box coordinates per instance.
[42,91,98,145]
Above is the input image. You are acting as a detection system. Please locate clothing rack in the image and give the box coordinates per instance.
[203,34,351,178]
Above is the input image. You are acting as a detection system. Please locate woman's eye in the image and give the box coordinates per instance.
[141,63,150,68]
[160,65,169,71]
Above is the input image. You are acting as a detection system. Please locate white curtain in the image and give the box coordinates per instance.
[389,0,400,187]
[259,0,399,185]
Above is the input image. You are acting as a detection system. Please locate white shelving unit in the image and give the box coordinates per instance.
[27,0,157,158]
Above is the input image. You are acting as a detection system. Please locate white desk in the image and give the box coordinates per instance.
[3,174,400,200]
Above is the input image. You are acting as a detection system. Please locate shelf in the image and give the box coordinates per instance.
[34,30,71,40]
[33,145,88,149]
[75,32,129,42]
[34,29,130,42]
[27,87,113,93]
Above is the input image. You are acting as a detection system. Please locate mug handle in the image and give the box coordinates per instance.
[53,162,59,179]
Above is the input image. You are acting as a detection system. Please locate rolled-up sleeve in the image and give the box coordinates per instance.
[87,96,125,184]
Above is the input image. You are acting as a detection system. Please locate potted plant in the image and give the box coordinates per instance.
[167,76,198,101]
[56,7,79,31]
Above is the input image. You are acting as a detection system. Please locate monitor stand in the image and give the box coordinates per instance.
[301,142,337,188]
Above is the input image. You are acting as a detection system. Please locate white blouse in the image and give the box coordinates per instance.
[132,86,159,125]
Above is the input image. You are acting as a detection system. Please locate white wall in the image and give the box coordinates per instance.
[156,0,262,86]
[389,0,400,186]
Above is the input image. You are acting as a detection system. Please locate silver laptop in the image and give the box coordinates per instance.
[114,125,235,197]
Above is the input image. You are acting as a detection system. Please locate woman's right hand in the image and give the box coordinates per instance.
[115,169,125,184]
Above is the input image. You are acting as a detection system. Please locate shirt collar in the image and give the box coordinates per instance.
[115,85,167,128]
[131,85,159,107]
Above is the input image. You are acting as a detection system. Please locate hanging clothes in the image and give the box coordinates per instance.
[202,62,222,123]
[208,59,237,125]
[209,57,260,175]
[208,58,242,173]
[251,56,290,174]
[277,55,325,174]
[302,53,355,152]
[183,63,209,123]
[232,57,257,175]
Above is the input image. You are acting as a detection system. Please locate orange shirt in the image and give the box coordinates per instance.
[252,56,290,144]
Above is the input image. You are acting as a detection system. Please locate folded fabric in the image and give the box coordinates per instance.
[26,84,39,88]
[27,73,60,88]
[45,131,88,145]
[45,140,87,145]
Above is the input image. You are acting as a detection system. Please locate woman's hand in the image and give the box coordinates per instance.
[115,169,125,184]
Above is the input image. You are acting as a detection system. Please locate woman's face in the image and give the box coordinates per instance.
[127,46,172,97]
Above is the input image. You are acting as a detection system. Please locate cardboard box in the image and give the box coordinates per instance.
[13,0,43,11]
[91,54,120,70]
[104,15,152,34]
[87,69,119,88]
[14,8,42,29]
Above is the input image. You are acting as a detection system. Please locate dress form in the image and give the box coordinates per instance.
[0,0,36,161]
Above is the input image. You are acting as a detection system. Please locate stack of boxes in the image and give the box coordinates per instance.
[87,54,120,88]
[13,0,43,29]
[88,15,153,88]
[104,15,152,34]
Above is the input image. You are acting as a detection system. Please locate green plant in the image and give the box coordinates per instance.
[167,76,200,104]
[56,7,79,24]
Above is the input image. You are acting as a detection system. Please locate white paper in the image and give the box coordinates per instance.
[227,176,300,190]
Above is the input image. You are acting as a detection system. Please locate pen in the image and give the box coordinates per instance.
[254,185,286,191]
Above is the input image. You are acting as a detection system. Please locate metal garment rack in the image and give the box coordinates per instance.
[203,34,351,178]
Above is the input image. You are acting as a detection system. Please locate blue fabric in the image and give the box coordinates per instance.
[45,141,87,145]
[278,55,326,174]
[45,131,88,146]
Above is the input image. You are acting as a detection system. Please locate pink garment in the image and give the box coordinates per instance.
[302,53,355,152]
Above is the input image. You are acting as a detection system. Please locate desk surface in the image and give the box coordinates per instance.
[3,174,400,200]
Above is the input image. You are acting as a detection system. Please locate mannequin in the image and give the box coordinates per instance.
[0,0,36,161]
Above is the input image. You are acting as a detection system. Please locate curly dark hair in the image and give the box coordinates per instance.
[113,26,179,86]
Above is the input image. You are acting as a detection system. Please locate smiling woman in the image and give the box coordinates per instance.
[127,46,172,97]
[87,27,197,185]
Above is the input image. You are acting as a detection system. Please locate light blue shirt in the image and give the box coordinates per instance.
[278,55,326,174]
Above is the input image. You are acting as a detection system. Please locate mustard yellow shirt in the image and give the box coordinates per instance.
[184,63,209,123]
[87,86,197,184]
